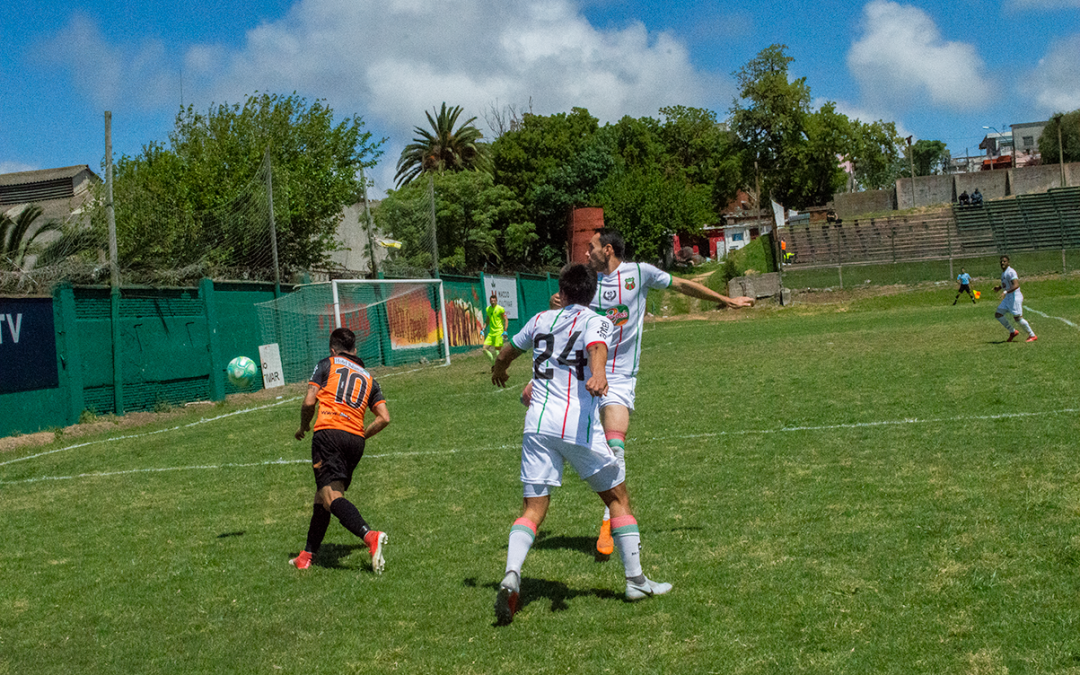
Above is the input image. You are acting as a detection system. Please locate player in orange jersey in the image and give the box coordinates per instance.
[290,327,391,573]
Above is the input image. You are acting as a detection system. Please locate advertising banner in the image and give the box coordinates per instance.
[482,274,519,320]
[0,297,59,394]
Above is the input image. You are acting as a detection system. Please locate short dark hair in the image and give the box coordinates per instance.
[559,263,597,307]
[595,227,625,259]
[1000,255,1010,263]
[330,327,356,353]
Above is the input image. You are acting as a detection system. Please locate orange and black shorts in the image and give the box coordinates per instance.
[311,429,366,490]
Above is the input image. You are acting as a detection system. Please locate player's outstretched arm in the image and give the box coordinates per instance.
[670,276,754,308]
[492,344,524,388]
[295,384,320,440]
[364,402,390,440]
[585,343,609,398]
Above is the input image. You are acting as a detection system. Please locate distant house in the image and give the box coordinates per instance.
[1010,121,1048,167]
[0,165,100,226]
[673,189,776,262]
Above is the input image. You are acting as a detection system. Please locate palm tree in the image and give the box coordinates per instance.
[395,103,491,187]
[0,205,61,270]
[0,204,99,271]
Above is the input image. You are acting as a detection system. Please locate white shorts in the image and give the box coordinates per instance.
[520,432,624,497]
[997,290,1024,316]
[599,375,637,411]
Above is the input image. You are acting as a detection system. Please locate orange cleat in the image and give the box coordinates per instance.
[289,550,312,570]
[1026,335,1038,342]
[365,531,387,575]
[596,519,614,556]
[1007,330,1020,342]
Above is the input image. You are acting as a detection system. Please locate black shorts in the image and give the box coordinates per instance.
[959,284,971,293]
[311,429,366,491]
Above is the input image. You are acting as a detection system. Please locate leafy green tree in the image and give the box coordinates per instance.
[729,44,814,208]
[395,103,491,187]
[595,163,714,262]
[656,105,741,212]
[374,170,532,274]
[795,102,853,206]
[491,108,603,263]
[848,119,904,190]
[908,139,950,176]
[104,92,381,276]
[1039,110,1080,164]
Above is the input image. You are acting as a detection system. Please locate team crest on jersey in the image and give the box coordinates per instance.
[604,304,630,326]
[602,289,617,302]
[625,277,635,290]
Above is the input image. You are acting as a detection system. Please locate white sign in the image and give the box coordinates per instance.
[258,343,286,389]
[482,274,519,320]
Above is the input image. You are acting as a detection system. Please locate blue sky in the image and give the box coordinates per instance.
[3,0,1078,196]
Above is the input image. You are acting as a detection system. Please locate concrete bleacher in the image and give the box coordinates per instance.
[785,187,1080,268]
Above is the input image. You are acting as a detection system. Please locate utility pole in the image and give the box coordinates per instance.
[360,168,379,277]
[1056,114,1066,187]
[906,136,916,209]
[105,112,118,288]
[264,152,281,298]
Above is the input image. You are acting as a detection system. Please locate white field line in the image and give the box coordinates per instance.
[0,396,301,468]
[1024,306,1079,330]
[3,407,1076,486]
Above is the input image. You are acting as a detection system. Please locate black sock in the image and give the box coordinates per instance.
[305,503,332,555]
[330,497,371,539]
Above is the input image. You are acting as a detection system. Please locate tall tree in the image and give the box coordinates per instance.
[847,119,904,190]
[103,93,381,276]
[395,103,491,186]
[910,139,950,176]
[374,170,532,274]
[1039,110,1080,164]
[729,44,813,209]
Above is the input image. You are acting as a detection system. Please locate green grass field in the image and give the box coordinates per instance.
[3,278,1080,674]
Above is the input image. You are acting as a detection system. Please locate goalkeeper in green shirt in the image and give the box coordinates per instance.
[482,293,507,365]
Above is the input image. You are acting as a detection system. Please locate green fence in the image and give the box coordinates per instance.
[0,280,279,438]
[0,272,568,438]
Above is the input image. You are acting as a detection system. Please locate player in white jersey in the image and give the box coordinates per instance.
[536,228,755,554]
[993,255,1037,342]
[490,263,672,625]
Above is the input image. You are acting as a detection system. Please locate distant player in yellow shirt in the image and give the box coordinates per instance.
[482,293,507,365]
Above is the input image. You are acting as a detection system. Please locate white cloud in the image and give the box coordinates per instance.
[0,162,38,175]
[847,0,993,112]
[34,14,176,110]
[194,0,725,124]
[176,0,729,189]
[1023,34,1080,113]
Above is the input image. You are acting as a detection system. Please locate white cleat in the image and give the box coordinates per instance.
[625,577,673,601]
[369,532,387,575]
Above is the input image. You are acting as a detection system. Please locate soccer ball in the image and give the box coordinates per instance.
[227,356,259,388]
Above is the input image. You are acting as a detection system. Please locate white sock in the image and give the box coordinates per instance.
[997,315,1014,331]
[1017,318,1034,336]
[611,516,643,578]
[505,519,536,576]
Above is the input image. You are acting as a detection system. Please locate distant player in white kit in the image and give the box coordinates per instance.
[993,255,1037,342]
[490,263,671,625]
[531,228,754,555]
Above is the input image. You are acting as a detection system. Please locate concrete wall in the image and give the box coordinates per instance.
[956,170,1008,201]
[1009,163,1069,195]
[834,189,895,218]
[897,175,954,210]
[728,272,781,299]
[839,161,1080,216]
[327,202,389,273]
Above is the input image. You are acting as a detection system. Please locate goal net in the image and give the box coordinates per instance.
[255,279,450,383]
